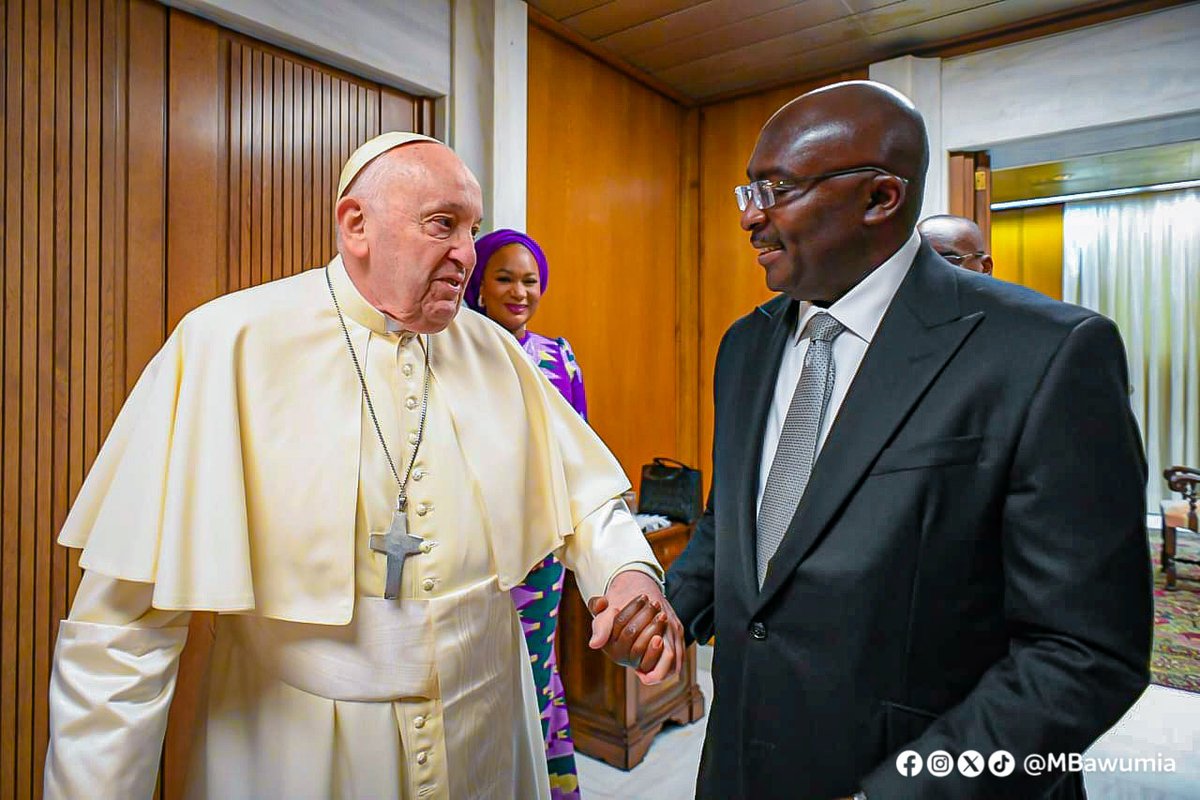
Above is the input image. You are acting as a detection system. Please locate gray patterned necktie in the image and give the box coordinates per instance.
[756,312,845,588]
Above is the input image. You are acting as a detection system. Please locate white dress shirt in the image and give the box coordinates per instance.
[756,231,921,515]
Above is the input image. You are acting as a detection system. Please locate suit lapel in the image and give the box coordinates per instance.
[754,246,984,611]
[734,295,796,596]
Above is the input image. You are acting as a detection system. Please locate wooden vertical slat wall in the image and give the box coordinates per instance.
[209,33,423,300]
[0,4,430,797]
[1,1,167,796]
[1,4,18,792]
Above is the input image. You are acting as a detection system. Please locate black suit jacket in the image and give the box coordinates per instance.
[667,244,1152,799]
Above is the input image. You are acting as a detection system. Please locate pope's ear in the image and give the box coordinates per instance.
[336,196,370,258]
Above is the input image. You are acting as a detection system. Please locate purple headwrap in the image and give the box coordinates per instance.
[464,229,549,312]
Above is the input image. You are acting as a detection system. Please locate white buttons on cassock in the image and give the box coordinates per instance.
[413,715,427,729]
[402,363,413,377]
[416,502,431,516]
[405,397,418,410]
[421,578,436,592]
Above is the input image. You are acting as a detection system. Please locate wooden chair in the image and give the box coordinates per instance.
[1162,465,1200,590]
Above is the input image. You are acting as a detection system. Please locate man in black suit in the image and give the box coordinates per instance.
[666,81,1152,799]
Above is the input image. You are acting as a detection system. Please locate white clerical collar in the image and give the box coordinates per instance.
[327,255,413,339]
[792,230,920,347]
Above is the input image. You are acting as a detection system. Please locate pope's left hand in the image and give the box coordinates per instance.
[587,570,685,685]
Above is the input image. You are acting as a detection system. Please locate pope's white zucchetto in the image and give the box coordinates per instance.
[336,131,442,201]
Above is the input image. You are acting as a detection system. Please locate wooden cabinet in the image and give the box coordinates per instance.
[558,522,706,769]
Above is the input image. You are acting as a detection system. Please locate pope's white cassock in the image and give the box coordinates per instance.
[44,231,659,794]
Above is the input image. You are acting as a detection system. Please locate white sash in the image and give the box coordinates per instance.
[231,596,438,701]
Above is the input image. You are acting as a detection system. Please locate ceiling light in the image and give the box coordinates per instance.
[990,179,1200,210]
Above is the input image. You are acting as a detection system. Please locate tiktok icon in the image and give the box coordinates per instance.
[988,750,1016,777]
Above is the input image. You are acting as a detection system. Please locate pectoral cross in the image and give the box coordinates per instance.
[369,505,425,600]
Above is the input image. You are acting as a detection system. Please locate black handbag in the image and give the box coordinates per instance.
[637,457,702,524]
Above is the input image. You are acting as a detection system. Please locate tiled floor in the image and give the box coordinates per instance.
[577,654,1200,799]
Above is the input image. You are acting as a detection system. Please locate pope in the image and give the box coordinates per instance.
[43,132,683,800]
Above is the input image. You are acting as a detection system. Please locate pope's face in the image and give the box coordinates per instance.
[362,147,484,333]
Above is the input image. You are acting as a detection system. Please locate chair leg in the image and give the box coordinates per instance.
[1163,524,1177,591]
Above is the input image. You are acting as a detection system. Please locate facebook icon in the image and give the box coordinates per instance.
[896,750,924,777]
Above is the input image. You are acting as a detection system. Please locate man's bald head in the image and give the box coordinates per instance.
[335,140,483,333]
[759,81,928,228]
[918,214,993,275]
[741,80,930,303]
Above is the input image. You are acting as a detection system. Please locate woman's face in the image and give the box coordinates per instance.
[477,243,542,336]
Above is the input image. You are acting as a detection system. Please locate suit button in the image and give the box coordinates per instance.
[750,621,767,640]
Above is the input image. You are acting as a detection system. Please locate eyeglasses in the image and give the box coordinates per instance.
[937,251,987,265]
[734,166,908,212]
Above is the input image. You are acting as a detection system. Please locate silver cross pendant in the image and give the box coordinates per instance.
[369,505,425,600]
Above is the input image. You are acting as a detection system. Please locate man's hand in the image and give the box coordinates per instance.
[587,570,686,685]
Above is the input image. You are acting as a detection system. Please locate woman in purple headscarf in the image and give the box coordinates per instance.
[465,229,585,799]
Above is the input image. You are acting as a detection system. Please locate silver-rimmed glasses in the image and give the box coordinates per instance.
[937,251,987,266]
[734,166,908,212]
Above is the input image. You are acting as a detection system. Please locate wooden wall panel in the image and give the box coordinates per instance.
[676,108,701,469]
[167,18,428,326]
[0,4,430,797]
[0,2,168,797]
[695,70,866,491]
[527,26,686,485]
[991,204,1065,300]
[948,150,992,251]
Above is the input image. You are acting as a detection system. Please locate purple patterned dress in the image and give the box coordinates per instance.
[512,331,587,799]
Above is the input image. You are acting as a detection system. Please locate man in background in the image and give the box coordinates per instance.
[918,213,994,274]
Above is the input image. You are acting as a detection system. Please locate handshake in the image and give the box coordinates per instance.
[586,570,687,685]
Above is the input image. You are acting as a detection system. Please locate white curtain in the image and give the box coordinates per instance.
[1062,189,1200,510]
